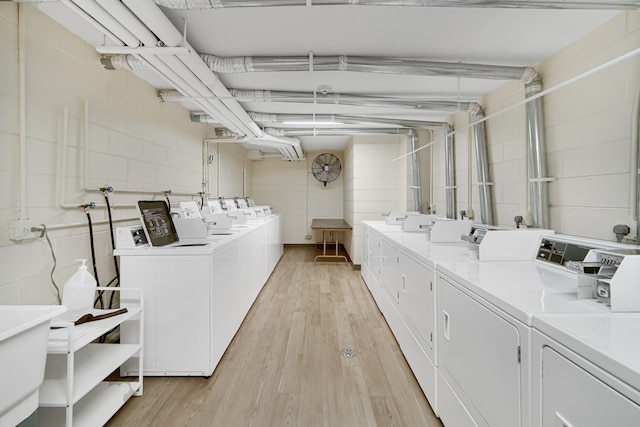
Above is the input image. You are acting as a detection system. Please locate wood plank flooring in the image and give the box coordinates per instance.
[107,245,443,427]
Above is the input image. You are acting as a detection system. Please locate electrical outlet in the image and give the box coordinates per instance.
[9,219,40,241]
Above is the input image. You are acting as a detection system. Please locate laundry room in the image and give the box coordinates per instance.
[1,1,639,426]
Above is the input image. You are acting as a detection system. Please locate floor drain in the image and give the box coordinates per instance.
[341,347,357,358]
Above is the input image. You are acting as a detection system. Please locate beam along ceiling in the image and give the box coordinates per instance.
[35,2,623,154]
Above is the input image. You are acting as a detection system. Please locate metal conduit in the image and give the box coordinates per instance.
[471,105,495,225]
[153,0,640,10]
[634,82,640,243]
[103,54,530,81]
[202,54,530,81]
[524,74,550,229]
[243,112,446,130]
[163,88,478,112]
[443,124,456,219]
[264,127,419,138]
[410,131,422,212]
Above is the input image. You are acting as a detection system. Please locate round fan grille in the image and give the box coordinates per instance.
[311,153,341,187]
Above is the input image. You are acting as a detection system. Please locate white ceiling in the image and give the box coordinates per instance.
[37,3,621,153]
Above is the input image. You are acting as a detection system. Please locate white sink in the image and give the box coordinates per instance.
[0,305,66,427]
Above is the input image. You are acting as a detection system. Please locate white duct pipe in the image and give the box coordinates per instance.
[409,130,422,212]
[70,0,140,46]
[471,105,495,225]
[58,0,125,45]
[94,0,158,46]
[105,53,529,81]
[225,88,477,112]
[524,74,551,229]
[122,0,183,47]
[632,80,640,242]
[201,54,531,81]
[265,127,418,137]
[245,112,446,129]
[154,0,640,9]
[444,125,456,219]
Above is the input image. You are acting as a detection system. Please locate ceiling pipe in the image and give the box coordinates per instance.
[46,0,306,159]
[191,114,303,160]
[153,0,640,9]
[201,54,530,81]
[159,88,480,112]
[443,124,456,219]
[524,70,551,229]
[103,53,529,81]
[410,131,422,213]
[246,112,447,130]
[470,105,495,225]
[264,127,417,137]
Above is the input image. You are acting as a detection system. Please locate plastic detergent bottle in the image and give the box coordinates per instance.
[61,259,97,314]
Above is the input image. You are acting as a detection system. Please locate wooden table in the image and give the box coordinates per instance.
[311,219,352,264]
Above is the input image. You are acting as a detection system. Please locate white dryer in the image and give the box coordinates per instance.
[434,233,633,427]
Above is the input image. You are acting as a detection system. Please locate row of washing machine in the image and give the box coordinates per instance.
[361,217,640,427]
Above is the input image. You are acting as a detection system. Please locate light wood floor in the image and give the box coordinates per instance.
[107,245,443,427]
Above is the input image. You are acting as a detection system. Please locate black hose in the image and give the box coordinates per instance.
[85,208,103,309]
[103,193,120,281]
[103,192,120,309]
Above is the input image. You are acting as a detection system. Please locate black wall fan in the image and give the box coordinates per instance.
[311,153,341,187]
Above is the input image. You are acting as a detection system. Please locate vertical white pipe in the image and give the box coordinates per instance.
[631,81,640,243]
[18,3,27,219]
[410,130,422,212]
[444,127,456,219]
[429,130,434,213]
[467,116,473,213]
[60,108,69,208]
[472,108,494,225]
[217,143,221,197]
[84,100,90,191]
[630,82,639,222]
[525,78,551,229]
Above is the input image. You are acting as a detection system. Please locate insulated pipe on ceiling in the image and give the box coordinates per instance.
[103,53,529,81]
[153,0,640,9]
[193,116,303,159]
[264,127,417,137]
[410,130,422,212]
[201,54,530,81]
[633,81,640,243]
[524,72,551,229]
[443,124,456,219]
[470,105,495,225]
[229,89,478,112]
[245,112,446,129]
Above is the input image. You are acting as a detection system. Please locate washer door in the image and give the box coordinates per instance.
[438,278,521,427]
[542,346,640,427]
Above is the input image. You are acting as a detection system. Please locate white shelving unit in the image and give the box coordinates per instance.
[37,288,143,427]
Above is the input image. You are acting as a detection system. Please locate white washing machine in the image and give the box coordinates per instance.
[434,233,634,427]
[531,313,640,427]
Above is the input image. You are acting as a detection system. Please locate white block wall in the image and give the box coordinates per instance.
[440,11,640,242]
[344,135,409,264]
[0,4,209,304]
[250,151,344,245]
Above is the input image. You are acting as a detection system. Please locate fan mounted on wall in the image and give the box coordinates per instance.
[311,153,341,187]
